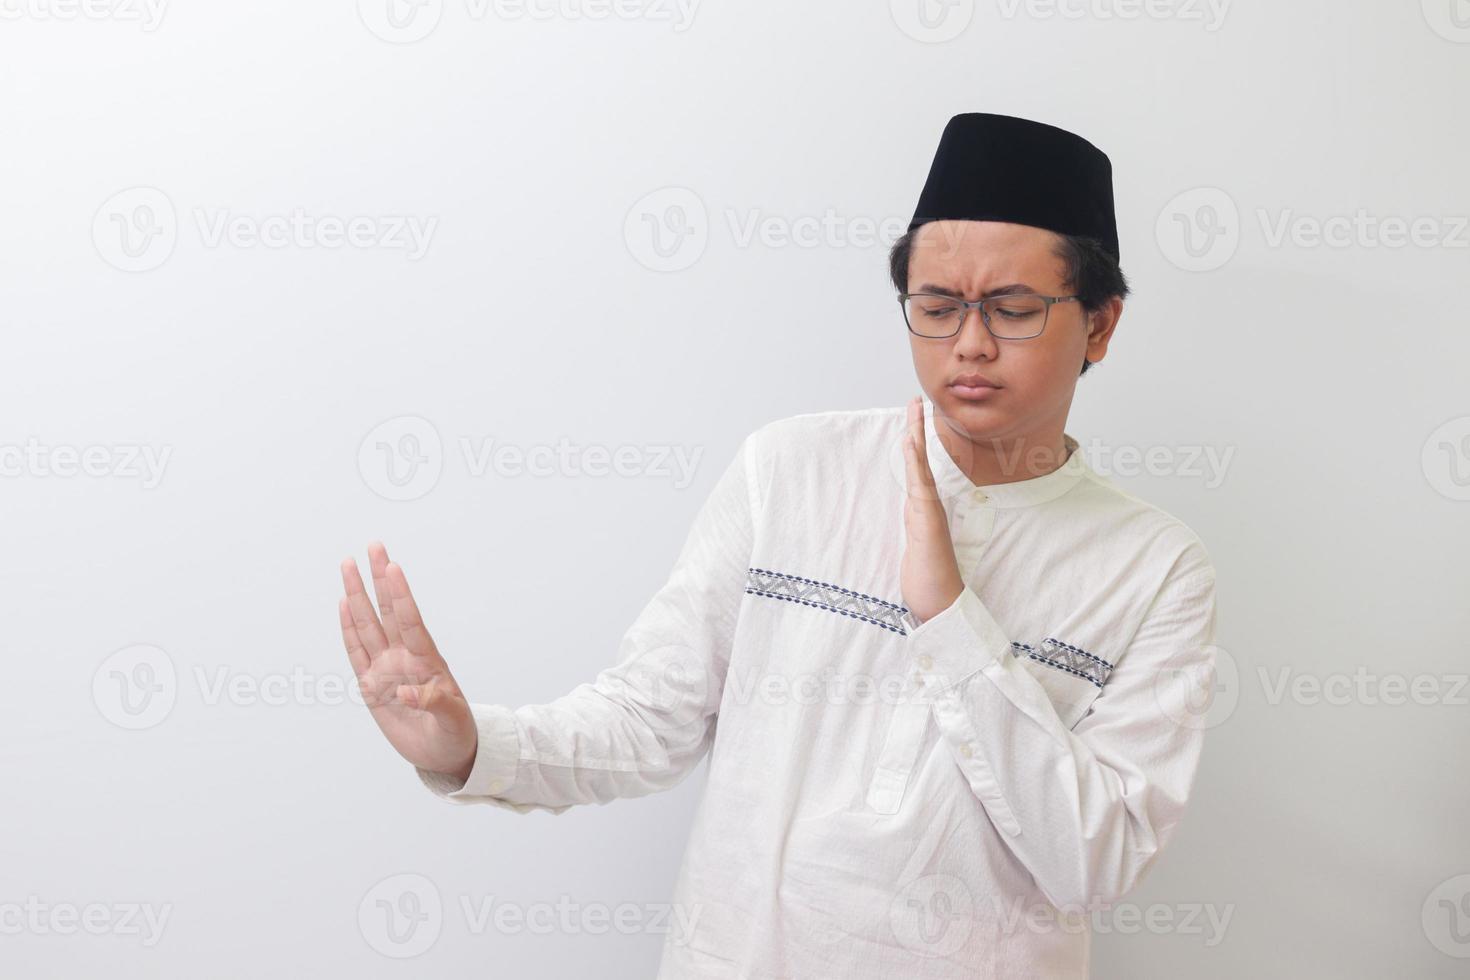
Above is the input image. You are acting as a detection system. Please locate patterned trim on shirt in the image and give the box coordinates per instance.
[745,567,909,636]
[1011,638,1114,688]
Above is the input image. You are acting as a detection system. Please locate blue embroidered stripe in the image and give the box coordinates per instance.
[1043,636,1114,671]
[745,567,1112,684]
[1011,639,1113,688]
[745,567,909,636]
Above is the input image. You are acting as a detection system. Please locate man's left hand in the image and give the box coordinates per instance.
[900,395,966,625]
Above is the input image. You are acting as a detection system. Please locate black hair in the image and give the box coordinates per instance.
[887,227,1130,377]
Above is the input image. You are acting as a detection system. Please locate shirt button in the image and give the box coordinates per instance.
[488,780,504,793]
[918,655,934,670]
[972,488,988,503]
[960,744,974,759]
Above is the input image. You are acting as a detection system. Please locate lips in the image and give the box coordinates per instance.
[948,372,1003,402]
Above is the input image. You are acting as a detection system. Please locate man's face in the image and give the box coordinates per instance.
[906,219,1106,447]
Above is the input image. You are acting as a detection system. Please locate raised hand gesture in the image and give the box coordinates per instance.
[899,396,966,625]
[338,542,477,783]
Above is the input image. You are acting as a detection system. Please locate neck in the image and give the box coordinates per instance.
[933,412,1071,486]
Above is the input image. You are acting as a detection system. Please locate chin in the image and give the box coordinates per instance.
[935,388,1007,434]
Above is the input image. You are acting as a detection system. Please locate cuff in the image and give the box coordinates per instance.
[905,585,1011,693]
[416,703,521,802]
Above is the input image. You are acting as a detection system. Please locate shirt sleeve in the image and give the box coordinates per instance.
[904,548,1219,910]
[415,430,761,814]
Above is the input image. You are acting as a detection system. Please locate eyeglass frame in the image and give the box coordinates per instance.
[897,291,1083,340]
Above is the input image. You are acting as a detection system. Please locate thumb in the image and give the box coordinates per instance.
[397,681,467,730]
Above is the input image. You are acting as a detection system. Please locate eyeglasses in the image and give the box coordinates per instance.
[898,291,1081,340]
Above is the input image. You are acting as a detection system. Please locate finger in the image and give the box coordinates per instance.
[908,394,926,456]
[396,680,467,731]
[339,597,371,677]
[903,396,941,504]
[341,557,389,659]
[367,541,403,647]
[386,561,436,657]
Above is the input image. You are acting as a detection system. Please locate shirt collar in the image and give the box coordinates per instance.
[921,395,1087,509]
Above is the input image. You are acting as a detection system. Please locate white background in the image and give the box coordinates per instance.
[3,0,1468,976]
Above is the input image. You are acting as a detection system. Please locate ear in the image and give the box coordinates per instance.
[1084,296,1124,363]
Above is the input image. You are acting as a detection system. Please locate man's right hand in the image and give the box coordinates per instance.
[338,542,478,785]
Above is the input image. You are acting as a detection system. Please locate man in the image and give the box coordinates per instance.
[338,112,1219,978]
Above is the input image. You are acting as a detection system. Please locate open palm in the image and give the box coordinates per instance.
[338,542,477,782]
[900,395,965,623]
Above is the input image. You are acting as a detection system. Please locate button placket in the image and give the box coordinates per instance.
[865,660,931,815]
[953,494,995,575]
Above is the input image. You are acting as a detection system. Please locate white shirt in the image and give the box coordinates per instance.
[418,396,1219,979]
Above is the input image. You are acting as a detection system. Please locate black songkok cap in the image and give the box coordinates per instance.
[908,112,1120,261]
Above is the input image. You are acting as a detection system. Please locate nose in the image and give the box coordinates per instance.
[952,304,999,360]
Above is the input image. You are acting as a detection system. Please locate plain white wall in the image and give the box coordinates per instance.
[3,1,1468,976]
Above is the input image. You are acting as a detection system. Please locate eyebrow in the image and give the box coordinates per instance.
[915,283,1039,299]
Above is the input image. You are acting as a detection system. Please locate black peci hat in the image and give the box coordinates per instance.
[909,112,1120,261]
